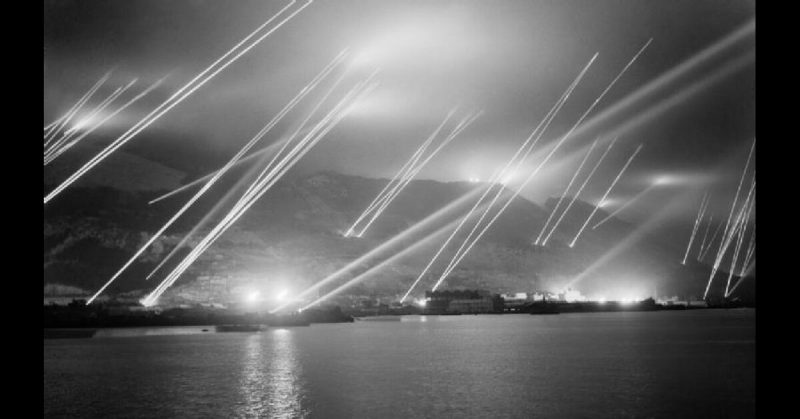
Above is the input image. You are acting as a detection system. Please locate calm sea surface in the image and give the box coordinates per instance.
[44,310,755,418]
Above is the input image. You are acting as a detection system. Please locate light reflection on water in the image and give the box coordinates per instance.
[238,329,307,418]
[44,311,755,418]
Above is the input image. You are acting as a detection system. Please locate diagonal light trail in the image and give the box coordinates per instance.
[738,229,755,277]
[45,83,127,157]
[725,185,755,296]
[431,54,600,286]
[300,201,495,311]
[43,78,165,166]
[592,183,658,230]
[681,192,709,265]
[703,141,755,298]
[44,79,137,164]
[696,214,714,261]
[714,140,755,260]
[536,141,598,244]
[344,109,456,237]
[569,144,642,248]
[397,168,504,304]
[541,137,617,246]
[86,52,346,304]
[704,176,755,299]
[44,85,124,159]
[44,72,112,148]
[433,39,653,289]
[145,149,274,280]
[45,0,311,204]
[699,219,724,261]
[142,75,376,307]
[354,110,481,237]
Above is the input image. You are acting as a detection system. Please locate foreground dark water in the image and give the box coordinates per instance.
[44,310,755,418]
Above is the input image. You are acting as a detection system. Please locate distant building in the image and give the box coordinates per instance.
[424,290,503,314]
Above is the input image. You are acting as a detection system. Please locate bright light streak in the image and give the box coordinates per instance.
[142,76,376,307]
[431,52,600,287]
[681,192,709,265]
[738,230,755,277]
[535,142,597,245]
[45,0,310,204]
[708,177,755,298]
[569,144,643,248]
[399,167,504,304]
[435,40,651,285]
[146,145,276,279]
[699,220,724,261]
[45,84,124,159]
[44,71,111,148]
[298,213,467,312]
[592,183,657,230]
[724,183,755,296]
[541,137,617,246]
[354,110,481,237]
[696,214,714,260]
[559,20,752,147]
[271,183,491,313]
[45,79,140,165]
[345,108,456,237]
[87,52,346,304]
[704,140,755,299]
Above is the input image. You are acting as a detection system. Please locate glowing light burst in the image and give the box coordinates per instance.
[44,71,111,149]
[45,78,143,166]
[592,183,658,230]
[245,290,262,304]
[569,144,643,248]
[45,0,312,204]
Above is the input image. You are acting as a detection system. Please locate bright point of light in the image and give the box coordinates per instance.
[468,177,480,183]
[68,115,100,133]
[654,175,672,186]
[598,199,614,208]
[563,289,587,302]
[275,289,289,302]
[597,297,606,304]
[415,298,427,307]
[245,290,261,304]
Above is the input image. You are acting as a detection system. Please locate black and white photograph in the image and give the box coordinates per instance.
[43,0,756,417]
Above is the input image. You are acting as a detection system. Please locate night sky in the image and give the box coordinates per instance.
[44,0,755,239]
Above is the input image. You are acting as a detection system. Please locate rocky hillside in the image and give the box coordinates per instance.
[43,171,754,305]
